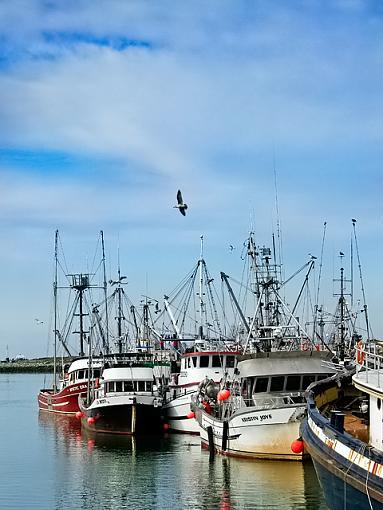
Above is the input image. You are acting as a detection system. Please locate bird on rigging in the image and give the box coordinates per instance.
[174,189,188,216]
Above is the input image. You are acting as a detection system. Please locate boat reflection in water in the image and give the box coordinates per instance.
[38,411,326,509]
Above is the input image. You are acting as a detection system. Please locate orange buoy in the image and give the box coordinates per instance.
[187,411,195,419]
[291,438,304,454]
[217,389,231,401]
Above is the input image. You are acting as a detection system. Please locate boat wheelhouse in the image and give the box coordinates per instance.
[38,357,104,413]
[163,349,240,433]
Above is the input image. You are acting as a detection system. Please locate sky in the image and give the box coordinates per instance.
[0,0,382,358]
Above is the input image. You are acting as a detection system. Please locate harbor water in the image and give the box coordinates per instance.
[0,373,328,509]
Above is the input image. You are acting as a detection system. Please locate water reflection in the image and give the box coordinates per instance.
[38,410,327,509]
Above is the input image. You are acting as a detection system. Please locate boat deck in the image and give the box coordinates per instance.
[343,412,369,442]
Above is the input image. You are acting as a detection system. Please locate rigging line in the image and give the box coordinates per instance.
[281,260,313,288]
[274,288,315,346]
[57,232,69,276]
[352,219,371,340]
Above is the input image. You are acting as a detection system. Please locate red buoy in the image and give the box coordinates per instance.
[87,416,96,426]
[217,389,231,401]
[187,411,195,419]
[163,423,170,431]
[291,438,304,454]
[75,411,83,420]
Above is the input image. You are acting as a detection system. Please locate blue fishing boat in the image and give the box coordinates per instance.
[301,341,383,509]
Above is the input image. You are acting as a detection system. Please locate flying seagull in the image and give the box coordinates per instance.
[174,189,188,216]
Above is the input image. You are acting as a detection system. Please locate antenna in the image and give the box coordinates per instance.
[351,219,371,340]
[313,221,327,344]
[273,149,284,282]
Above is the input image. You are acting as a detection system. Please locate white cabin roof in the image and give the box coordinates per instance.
[67,358,104,373]
[238,350,335,378]
[102,367,154,381]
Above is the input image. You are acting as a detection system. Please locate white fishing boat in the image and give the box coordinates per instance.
[160,236,241,433]
[78,351,171,435]
[192,350,336,460]
[191,232,338,459]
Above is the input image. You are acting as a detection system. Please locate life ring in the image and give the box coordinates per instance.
[301,341,310,351]
[357,341,365,364]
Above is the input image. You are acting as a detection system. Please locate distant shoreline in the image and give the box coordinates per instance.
[0,357,70,373]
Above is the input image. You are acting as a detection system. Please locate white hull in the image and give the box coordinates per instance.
[197,405,305,460]
[163,392,200,434]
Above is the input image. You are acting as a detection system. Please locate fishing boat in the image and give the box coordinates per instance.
[78,266,173,435]
[299,220,382,506]
[78,351,171,435]
[38,231,109,414]
[300,341,383,509]
[159,236,241,433]
[190,233,338,459]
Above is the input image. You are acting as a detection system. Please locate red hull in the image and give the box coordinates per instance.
[38,382,88,414]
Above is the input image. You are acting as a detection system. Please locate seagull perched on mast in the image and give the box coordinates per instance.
[174,189,188,216]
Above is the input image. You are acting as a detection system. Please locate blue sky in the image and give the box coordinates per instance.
[0,0,382,357]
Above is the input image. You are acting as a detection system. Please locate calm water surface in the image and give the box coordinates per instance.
[0,373,328,509]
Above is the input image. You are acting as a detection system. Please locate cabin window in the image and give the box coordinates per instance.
[124,381,134,392]
[254,377,269,393]
[192,357,197,367]
[116,381,123,392]
[188,358,191,368]
[199,356,209,368]
[106,382,114,392]
[317,375,328,381]
[93,369,101,378]
[212,355,222,368]
[78,370,85,379]
[302,375,316,389]
[378,399,381,411]
[286,375,301,391]
[270,376,285,392]
[138,381,146,392]
[146,381,153,392]
[226,356,235,368]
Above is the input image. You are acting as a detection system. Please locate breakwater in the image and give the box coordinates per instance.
[0,357,71,373]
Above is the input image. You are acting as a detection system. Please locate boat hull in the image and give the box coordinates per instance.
[38,383,88,414]
[301,414,383,509]
[81,402,163,435]
[195,405,305,460]
[163,392,200,434]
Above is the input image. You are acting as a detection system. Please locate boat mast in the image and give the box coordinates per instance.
[352,219,371,340]
[198,235,204,339]
[101,231,110,354]
[53,230,58,392]
[117,264,123,353]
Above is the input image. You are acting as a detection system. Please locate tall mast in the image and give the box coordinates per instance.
[352,219,370,340]
[117,264,123,353]
[198,235,204,339]
[101,231,109,354]
[53,230,59,391]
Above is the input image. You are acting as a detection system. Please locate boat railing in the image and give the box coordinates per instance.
[355,342,383,388]
[225,394,297,412]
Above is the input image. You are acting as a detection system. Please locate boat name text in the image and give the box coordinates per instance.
[242,413,272,423]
